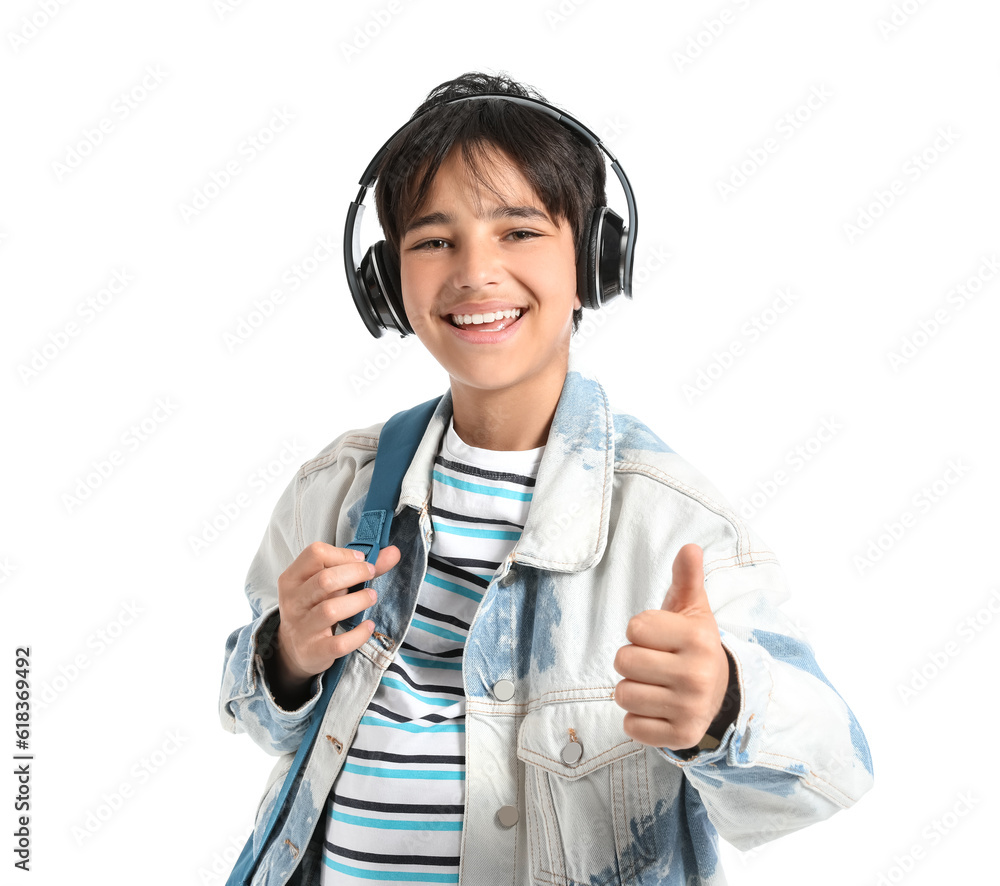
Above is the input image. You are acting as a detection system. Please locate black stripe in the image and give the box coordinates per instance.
[367,703,460,723]
[430,505,523,530]
[415,603,471,632]
[427,555,491,588]
[434,455,536,487]
[325,842,460,866]
[334,794,465,815]
[401,641,464,659]
[348,746,466,765]
[366,703,411,723]
[435,555,502,570]
[386,662,464,695]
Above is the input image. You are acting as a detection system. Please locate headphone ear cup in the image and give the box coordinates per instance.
[359,240,413,336]
[577,209,601,311]
[374,241,411,334]
[354,245,385,338]
[578,207,625,311]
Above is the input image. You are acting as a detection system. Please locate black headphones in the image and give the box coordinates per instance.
[343,94,638,338]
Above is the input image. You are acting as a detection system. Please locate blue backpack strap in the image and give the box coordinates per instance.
[345,395,442,566]
[226,395,442,886]
[340,395,441,629]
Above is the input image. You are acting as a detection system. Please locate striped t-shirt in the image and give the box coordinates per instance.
[321,419,543,884]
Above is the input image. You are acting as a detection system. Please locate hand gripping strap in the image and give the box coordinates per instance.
[227,395,441,886]
[345,509,388,565]
[340,394,441,629]
[347,394,441,560]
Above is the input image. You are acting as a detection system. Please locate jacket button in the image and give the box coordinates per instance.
[492,679,515,701]
[496,805,519,828]
[499,570,516,587]
[561,739,584,765]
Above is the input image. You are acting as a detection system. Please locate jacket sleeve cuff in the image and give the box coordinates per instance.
[250,606,325,724]
[657,630,771,768]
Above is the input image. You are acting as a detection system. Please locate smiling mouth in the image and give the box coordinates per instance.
[449,308,523,329]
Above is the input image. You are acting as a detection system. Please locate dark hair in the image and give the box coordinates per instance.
[373,72,607,332]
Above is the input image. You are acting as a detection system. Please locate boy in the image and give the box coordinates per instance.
[220,72,873,885]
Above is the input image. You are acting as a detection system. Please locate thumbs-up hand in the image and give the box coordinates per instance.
[613,543,736,750]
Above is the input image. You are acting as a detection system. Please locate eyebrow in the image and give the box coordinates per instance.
[403,205,551,235]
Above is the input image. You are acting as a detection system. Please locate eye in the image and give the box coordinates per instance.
[507,230,540,242]
[411,238,450,251]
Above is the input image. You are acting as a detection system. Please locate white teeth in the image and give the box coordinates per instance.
[451,308,522,327]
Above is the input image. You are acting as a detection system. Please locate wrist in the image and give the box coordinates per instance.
[706,647,740,741]
[263,626,313,710]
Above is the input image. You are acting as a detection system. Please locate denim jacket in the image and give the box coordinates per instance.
[219,368,874,885]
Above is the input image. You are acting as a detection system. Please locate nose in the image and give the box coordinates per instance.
[450,233,502,291]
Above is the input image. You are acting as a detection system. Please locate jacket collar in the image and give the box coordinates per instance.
[397,365,614,574]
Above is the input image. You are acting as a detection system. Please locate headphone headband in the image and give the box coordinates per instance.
[344,92,638,338]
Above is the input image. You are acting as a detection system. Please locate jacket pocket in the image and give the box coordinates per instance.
[516,699,658,886]
[252,753,295,856]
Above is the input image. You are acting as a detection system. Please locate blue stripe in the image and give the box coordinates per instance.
[432,470,532,502]
[342,762,465,780]
[323,857,459,882]
[434,524,522,541]
[360,716,465,733]
[380,677,459,707]
[411,618,466,643]
[399,654,463,671]
[424,573,484,603]
[329,809,464,832]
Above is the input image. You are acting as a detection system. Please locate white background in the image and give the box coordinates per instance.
[2,0,998,883]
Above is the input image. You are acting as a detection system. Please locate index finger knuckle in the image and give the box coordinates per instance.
[315,568,343,595]
[304,541,330,561]
[626,610,660,644]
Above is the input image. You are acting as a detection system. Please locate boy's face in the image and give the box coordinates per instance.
[398,146,580,409]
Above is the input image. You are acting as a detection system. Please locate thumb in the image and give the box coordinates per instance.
[372,544,401,578]
[661,543,707,613]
